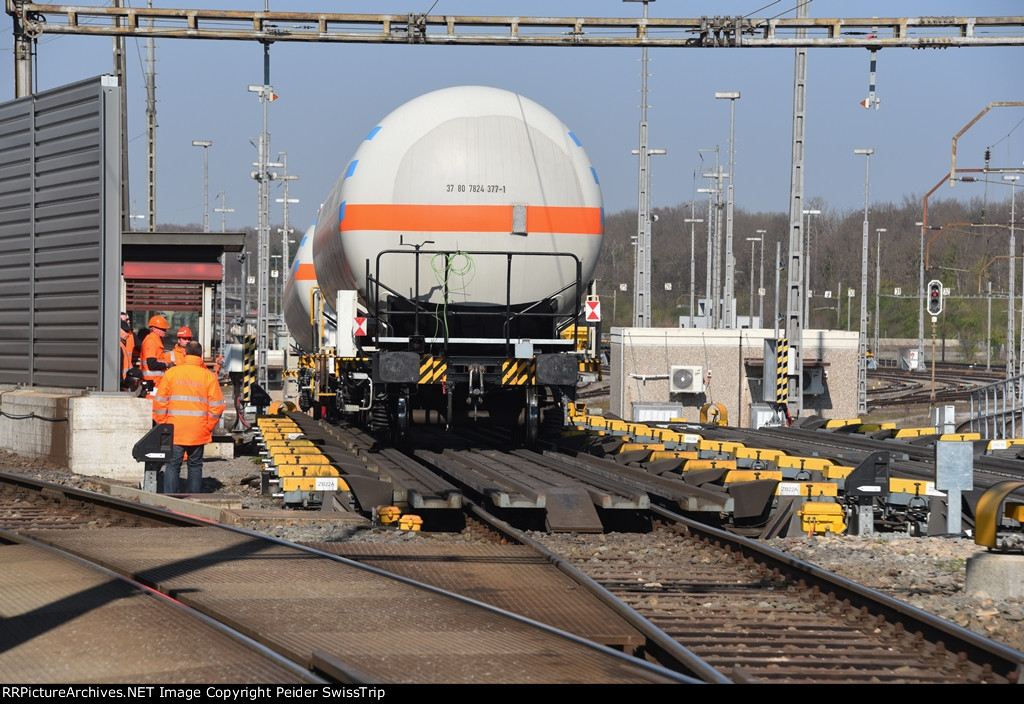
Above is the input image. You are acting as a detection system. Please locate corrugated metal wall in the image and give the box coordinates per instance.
[0,76,121,391]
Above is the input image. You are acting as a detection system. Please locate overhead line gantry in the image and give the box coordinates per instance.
[6,3,1024,58]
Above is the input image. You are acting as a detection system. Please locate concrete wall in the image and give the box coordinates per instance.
[609,327,860,427]
[0,386,154,482]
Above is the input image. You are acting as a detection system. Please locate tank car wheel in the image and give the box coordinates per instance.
[524,387,539,448]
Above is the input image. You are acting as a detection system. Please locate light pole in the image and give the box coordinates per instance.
[129,199,145,231]
[697,147,720,326]
[214,190,233,233]
[631,146,666,327]
[191,140,212,232]
[854,148,873,415]
[270,254,281,320]
[248,72,279,391]
[874,227,886,358]
[697,182,716,326]
[626,0,658,328]
[1008,174,1021,377]
[214,190,234,355]
[755,229,766,327]
[274,154,299,340]
[685,209,702,328]
[745,236,762,326]
[916,220,926,372]
[802,209,820,327]
[774,242,782,338]
[716,91,740,328]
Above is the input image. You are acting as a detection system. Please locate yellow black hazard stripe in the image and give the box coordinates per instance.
[419,355,447,384]
[775,337,789,405]
[501,358,536,385]
[243,334,256,403]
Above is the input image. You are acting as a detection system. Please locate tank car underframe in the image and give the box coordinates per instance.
[295,347,585,446]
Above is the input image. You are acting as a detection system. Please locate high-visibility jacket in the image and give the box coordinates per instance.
[152,355,226,446]
[171,345,188,365]
[119,336,132,386]
[140,331,170,385]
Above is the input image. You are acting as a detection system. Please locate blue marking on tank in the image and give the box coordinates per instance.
[339,201,346,222]
[345,160,359,179]
[568,131,582,147]
[366,126,382,140]
[590,167,600,185]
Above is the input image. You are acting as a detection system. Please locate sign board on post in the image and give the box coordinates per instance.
[936,440,974,536]
[585,300,601,322]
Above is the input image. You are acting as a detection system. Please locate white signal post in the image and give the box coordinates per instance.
[927,279,943,401]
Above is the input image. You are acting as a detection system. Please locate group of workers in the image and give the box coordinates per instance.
[122,313,226,495]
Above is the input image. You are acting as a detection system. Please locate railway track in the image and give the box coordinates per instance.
[867,365,1005,410]
[0,471,691,684]
[520,509,1024,684]
[318,498,1024,684]
[6,400,1024,684]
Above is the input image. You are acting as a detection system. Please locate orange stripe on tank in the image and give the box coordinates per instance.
[527,206,603,234]
[339,204,602,235]
[293,263,317,281]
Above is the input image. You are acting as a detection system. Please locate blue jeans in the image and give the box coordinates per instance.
[162,443,206,494]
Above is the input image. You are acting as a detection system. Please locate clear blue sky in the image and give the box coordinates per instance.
[1,1,1021,234]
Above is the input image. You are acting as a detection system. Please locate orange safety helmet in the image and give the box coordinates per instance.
[148,315,169,330]
[176,326,193,339]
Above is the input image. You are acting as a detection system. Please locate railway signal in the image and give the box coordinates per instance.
[927,280,943,316]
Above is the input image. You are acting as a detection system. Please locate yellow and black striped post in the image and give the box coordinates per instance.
[775,337,789,405]
[243,334,257,404]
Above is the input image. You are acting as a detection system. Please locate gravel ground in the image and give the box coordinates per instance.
[3,447,1023,656]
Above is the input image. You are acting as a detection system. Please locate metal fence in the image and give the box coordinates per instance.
[969,375,1024,439]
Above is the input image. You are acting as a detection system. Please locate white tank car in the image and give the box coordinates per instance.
[282,224,319,351]
[311,85,604,337]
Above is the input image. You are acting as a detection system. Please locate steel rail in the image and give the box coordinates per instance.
[646,505,1024,682]
[0,526,328,683]
[464,499,728,684]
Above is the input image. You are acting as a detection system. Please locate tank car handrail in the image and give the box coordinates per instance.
[370,248,585,355]
[500,264,584,340]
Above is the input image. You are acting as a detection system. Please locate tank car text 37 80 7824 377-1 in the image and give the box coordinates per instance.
[284,86,605,445]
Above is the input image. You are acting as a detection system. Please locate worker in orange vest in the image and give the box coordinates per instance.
[119,316,134,388]
[171,326,192,365]
[120,312,136,361]
[119,315,144,392]
[152,340,226,494]
[140,315,174,394]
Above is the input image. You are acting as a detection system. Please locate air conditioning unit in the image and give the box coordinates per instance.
[669,365,704,394]
[803,367,825,396]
